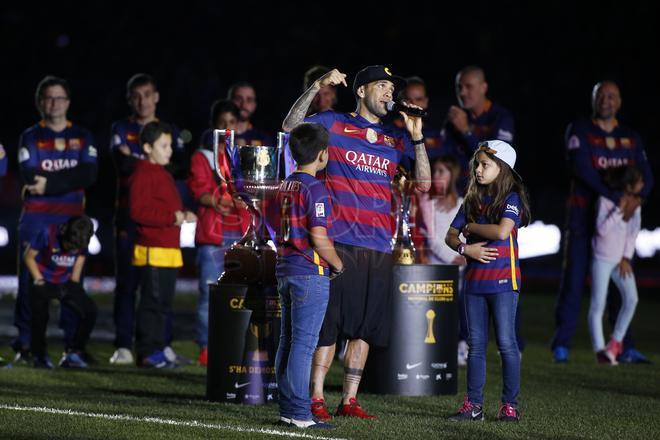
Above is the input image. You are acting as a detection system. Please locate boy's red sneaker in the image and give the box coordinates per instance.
[198,347,208,366]
[335,397,378,420]
[311,398,333,421]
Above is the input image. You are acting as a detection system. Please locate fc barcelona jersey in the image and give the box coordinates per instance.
[30,224,85,284]
[451,192,521,294]
[276,172,332,277]
[304,111,415,253]
[18,121,97,226]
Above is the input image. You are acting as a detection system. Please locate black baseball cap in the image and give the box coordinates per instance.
[352,65,406,95]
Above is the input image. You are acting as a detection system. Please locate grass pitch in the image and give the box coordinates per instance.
[1,292,659,439]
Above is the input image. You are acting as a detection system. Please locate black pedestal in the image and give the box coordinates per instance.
[364,264,459,396]
[206,246,281,405]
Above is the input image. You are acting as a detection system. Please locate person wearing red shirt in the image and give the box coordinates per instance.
[129,121,196,368]
[187,100,249,365]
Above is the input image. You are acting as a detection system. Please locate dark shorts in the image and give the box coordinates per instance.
[317,243,394,348]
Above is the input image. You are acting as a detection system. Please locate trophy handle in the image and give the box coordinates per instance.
[277,131,289,175]
[213,129,235,182]
[277,132,288,150]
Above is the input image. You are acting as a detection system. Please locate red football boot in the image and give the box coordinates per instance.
[335,397,378,420]
[197,347,208,366]
[311,398,333,421]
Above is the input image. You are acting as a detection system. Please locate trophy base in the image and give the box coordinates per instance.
[220,244,277,286]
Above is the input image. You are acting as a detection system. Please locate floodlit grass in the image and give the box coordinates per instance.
[1,293,659,439]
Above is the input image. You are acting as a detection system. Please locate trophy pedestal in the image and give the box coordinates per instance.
[206,280,280,405]
[363,264,458,396]
[207,231,279,405]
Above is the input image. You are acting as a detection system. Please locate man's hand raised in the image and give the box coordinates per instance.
[315,69,348,89]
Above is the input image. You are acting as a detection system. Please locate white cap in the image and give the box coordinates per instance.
[478,140,522,181]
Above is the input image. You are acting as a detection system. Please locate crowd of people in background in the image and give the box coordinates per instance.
[0,65,653,381]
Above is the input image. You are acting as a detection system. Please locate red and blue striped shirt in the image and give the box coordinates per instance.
[31,224,84,284]
[18,121,97,226]
[276,172,332,277]
[565,119,653,232]
[304,111,414,253]
[451,192,522,294]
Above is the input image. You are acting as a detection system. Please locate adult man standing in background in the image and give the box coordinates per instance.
[108,73,187,365]
[444,66,515,192]
[228,82,271,146]
[552,80,654,363]
[14,76,98,363]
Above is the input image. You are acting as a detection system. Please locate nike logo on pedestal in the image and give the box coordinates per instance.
[405,362,422,370]
[234,382,250,389]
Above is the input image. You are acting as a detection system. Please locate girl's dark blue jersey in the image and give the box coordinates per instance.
[451,192,521,294]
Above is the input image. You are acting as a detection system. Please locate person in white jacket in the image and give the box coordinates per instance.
[589,165,643,365]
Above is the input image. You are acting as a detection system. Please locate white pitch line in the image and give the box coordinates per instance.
[0,404,349,440]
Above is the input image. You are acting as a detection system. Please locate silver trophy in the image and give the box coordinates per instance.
[208,130,285,405]
[392,165,416,264]
[213,129,284,251]
[212,129,284,284]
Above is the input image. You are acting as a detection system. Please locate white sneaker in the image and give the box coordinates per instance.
[289,418,334,429]
[457,340,469,367]
[163,346,176,363]
[163,346,193,365]
[109,348,134,365]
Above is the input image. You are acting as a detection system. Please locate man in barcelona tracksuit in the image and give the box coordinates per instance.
[552,80,654,364]
[109,73,187,365]
[14,76,98,362]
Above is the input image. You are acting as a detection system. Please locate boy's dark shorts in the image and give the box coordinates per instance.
[317,242,393,348]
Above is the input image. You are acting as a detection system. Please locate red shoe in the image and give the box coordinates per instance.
[606,338,623,358]
[311,398,333,421]
[497,403,520,422]
[198,347,208,366]
[335,397,378,420]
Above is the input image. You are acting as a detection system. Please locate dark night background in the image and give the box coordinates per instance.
[1,2,658,282]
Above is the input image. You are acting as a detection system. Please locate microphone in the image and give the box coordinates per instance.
[386,101,428,118]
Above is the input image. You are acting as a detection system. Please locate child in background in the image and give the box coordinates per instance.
[24,216,96,369]
[418,155,465,265]
[129,121,196,368]
[589,165,642,365]
[445,140,530,422]
[275,123,343,429]
[416,155,469,365]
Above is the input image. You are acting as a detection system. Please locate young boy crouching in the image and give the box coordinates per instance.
[24,216,96,369]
